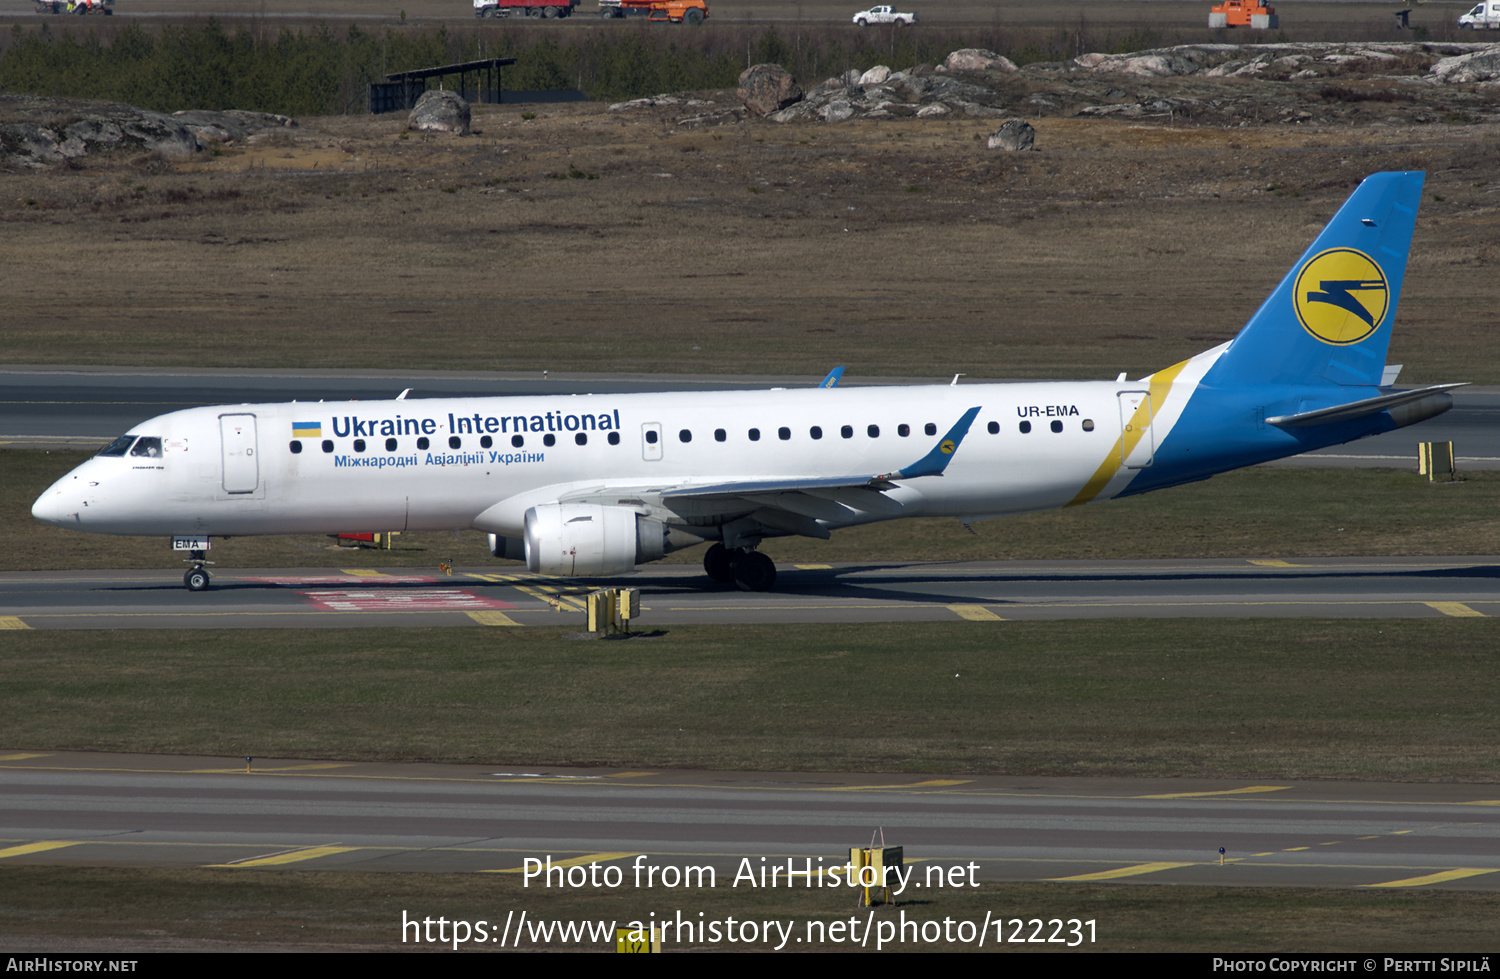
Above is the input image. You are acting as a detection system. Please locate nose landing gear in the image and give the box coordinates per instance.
[182,549,213,592]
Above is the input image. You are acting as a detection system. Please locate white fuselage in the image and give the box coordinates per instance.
[31,379,1183,541]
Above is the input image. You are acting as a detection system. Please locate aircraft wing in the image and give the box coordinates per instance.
[554,407,982,539]
[660,406,981,499]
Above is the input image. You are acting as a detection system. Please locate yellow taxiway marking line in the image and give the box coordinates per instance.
[468,610,522,627]
[547,588,590,610]
[608,772,658,778]
[0,753,49,761]
[949,604,1004,621]
[209,845,359,868]
[1138,786,1289,799]
[0,841,81,860]
[189,763,353,773]
[1366,868,1499,888]
[341,569,390,577]
[1052,861,1194,881]
[1425,602,1486,617]
[0,616,31,630]
[1248,559,1304,568]
[825,779,974,791]
[489,852,636,874]
[794,564,832,570]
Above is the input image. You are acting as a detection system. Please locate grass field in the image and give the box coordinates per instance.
[6,620,1498,780]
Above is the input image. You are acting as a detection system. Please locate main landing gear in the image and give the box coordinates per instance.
[703,543,777,592]
[183,550,213,592]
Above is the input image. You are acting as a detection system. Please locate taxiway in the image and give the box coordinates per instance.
[1,556,1498,629]
[2,751,1497,891]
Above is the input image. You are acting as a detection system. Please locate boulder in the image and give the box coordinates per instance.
[858,65,892,87]
[819,100,855,123]
[987,118,1035,151]
[942,49,1018,73]
[737,64,803,117]
[407,90,470,135]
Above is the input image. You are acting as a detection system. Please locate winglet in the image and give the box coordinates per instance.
[819,366,846,389]
[878,406,982,481]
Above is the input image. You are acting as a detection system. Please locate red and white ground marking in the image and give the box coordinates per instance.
[243,576,516,612]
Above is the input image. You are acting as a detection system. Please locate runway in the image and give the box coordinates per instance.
[2,556,1498,629]
[2,751,1498,891]
[4,366,1498,468]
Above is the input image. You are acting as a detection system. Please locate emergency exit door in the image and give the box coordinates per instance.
[1117,391,1156,469]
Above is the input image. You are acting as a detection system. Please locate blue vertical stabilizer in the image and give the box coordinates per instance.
[1203,171,1423,390]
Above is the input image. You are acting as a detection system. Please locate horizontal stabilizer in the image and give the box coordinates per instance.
[1264,382,1467,428]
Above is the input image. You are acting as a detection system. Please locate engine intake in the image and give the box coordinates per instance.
[490,504,702,576]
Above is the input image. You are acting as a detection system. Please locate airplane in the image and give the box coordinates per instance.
[32,171,1463,593]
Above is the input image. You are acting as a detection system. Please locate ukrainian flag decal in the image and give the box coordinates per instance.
[292,421,322,438]
[1293,247,1389,346]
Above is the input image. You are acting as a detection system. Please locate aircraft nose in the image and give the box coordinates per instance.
[32,478,82,527]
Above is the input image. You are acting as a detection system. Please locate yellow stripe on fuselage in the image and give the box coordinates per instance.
[1066,357,1193,508]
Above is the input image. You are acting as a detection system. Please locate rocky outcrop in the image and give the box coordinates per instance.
[0,95,304,169]
[608,40,1500,130]
[172,109,297,143]
[2,96,194,169]
[1431,47,1500,84]
[407,90,470,135]
[1071,40,1500,85]
[737,64,803,117]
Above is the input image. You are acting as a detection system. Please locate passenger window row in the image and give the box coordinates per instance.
[288,417,1097,454]
[288,431,625,454]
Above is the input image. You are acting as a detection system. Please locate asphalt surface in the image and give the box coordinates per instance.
[3,556,1499,629]
[3,366,1496,467]
[3,751,1498,891]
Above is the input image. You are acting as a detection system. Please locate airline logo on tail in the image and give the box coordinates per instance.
[1294,247,1389,345]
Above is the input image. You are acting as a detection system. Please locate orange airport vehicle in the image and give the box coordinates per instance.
[1209,0,1278,28]
[599,0,707,23]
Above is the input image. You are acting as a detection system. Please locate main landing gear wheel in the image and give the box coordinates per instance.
[703,543,736,583]
[730,550,776,592]
[184,566,211,592]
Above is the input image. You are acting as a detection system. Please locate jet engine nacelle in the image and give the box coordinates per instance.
[500,503,685,576]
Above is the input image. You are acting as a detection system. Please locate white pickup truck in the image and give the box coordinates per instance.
[852,5,917,26]
[1459,1,1500,28]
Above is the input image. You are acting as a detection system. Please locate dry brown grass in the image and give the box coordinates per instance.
[3,47,1500,384]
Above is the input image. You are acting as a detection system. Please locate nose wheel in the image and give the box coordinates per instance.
[182,550,213,592]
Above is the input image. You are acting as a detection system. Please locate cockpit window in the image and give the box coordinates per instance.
[97,435,136,457]
[129,437,163,458]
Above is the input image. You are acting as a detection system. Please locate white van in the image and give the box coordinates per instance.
[1459,2,1500,28]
